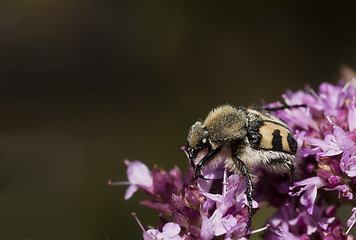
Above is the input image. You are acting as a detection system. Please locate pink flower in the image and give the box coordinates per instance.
[325,184,353,200]
[318,82,349,116]
[200,173,258,239]
[306,134,343,157]
[144,222,182,240]
[340,149,356,178]
[278,90,319,131]
[109,160,153,200]
[114,79,356,239]
[290,177,327,214]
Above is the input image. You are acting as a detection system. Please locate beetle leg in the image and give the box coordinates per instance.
[191,145,223,181]
[232,155,253,233]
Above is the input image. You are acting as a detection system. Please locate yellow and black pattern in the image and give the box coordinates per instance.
[245,108,297,154]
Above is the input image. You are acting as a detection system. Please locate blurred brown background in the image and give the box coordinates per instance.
[0,1,356,239]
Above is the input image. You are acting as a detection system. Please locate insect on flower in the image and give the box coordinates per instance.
[186,104,306,232]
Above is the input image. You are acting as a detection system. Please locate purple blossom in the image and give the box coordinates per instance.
[109,160,153,200]
[195,148,226,192]
[266,201,341,239]
[144,222,183,240]
[340,149,356,178]
[113,78,356,239]
[132,212,183,240]
[266,228,300,240]
[290,177,326,214]
[306,133,343,158]
[200,173,258,239]
[348,98,356,131]
[278,91,319,131]
[200,214,244,240]
[318,82,349,116]
[293,205,335,235]
[325,184,353,200]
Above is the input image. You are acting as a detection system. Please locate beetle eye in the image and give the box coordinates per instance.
[249,133,258,143]
[202,127,209,135]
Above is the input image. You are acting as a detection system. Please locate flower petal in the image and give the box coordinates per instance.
[126,160,153,187]
[200,214,214,240]
[124,184,139,200]
[162,222,181,238]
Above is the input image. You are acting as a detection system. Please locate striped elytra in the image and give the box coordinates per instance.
[245,108,297,155]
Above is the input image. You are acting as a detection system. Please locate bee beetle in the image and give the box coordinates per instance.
[186,104,305,231]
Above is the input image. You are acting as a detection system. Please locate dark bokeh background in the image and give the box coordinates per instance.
[0,1,356,239]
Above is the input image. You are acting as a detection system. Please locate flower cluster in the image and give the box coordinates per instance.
[111,78,356,239]
[261,80,356,239]
[111,159,260,239]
